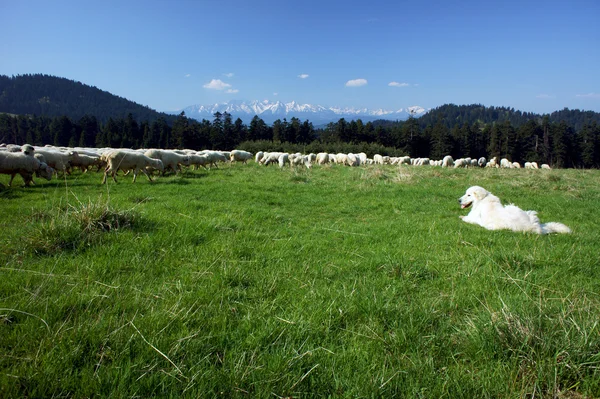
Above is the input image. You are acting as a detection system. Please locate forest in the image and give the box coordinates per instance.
[1,110,599,168]
[1,74,600,168]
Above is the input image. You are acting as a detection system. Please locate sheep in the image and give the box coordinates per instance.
[511,162,521,169]
[478,157,487,167]
[397,156,411,166]
[524,162,539,169]
[278,153,290,168]
[454,158,468,168]
[347,153,361,167]
[373,154,384,165]
[486,157,499,168]
[261,152,284,166]
[102,151,164,183]
[70,153,103,173]
[470,159,479,167]
[541,164,551,169]
[442,155,454,168]
[500,158,512,168]
[204,151,229,168]
[230,150,253,164]
[255,151,265,163]
[316,152,329,165]
[188,153,211,170]
[335,153,348,165]
[328,154,337,164]
[0,149,54,186]
[144,149,190,175]
[34,148,75,175]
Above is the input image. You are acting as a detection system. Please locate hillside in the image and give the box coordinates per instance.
[377,104,600,132]
[0,74,177,125]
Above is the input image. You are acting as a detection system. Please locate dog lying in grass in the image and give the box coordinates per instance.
[459,186,571,234]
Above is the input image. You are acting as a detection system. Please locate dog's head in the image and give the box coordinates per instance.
[459,186,488,209]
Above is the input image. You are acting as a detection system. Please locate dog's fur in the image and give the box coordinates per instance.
[458,186,571,234]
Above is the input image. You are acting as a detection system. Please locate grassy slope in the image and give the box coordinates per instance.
[1,165,599,398]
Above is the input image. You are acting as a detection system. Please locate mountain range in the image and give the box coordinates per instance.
[176,100,427,124]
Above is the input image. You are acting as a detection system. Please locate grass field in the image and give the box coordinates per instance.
[1,164,599,398]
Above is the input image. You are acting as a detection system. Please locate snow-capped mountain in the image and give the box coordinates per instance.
[175,100,426,124]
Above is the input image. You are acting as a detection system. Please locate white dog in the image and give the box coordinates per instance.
[458,186,571,234]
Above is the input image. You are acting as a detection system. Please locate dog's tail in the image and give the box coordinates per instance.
[541,222,572,234]
[526,211,571,234]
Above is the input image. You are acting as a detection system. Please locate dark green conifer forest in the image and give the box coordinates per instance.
[1,74,600,168]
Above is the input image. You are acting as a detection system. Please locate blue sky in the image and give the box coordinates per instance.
[1,0,599,114]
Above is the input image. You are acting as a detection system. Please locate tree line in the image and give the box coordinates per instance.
[1,111,599,168]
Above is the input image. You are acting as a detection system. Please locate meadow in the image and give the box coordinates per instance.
[1,164,599,398]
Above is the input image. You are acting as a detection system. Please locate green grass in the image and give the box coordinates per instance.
[1,165,599,398]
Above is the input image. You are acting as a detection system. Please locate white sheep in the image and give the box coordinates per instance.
[34,148,75,175]
[316,152,329,165]
[541,164,551,169]
[397,156,411,166]
[454,158,468,168]
[188,153,211,170]
[144,149,190,175]
[255,151,265,163]
[0,149,54,186]
[373,154,384,165]
[511,162,521,168]
[102,151,164,183]
[278,153,290,168]
[230,150,253,164]
[442,155,454,168]
[500,158,512,168]
[478,157,486,167]
[261,152,284,166]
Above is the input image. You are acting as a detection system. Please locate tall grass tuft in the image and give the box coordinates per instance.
[20,197,139,255]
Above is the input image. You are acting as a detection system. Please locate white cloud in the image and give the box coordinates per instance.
[576,92,600,98]
[184,74,191,78]
[389,81,410,87]
[536,94,556,99]
[346,78,368,87]
[203,79,232,90]
[226,89,239,94]
[298,74,309,79]
[223,72,234,78]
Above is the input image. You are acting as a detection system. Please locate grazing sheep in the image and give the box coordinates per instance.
[144,149,190,175]
[70,153,102,172]
[500,158,512,168]
[397,156,411,166]
[261,152,284,166]
[34,148,75,175]
[102,151,164,183]
[0,149,53,186]
[188,153,211,170]
[524,162,539,169]
[478,157,487,167]
[278,153,290,168]
[347,153,361,167]
[512,162,521,169]
[541,164,551,169]
[255,151,265,163]
[230,150,253,164]
[373,154,384,165]
[442,155,454,168]
[454,158,468,168]
[316,152,329,165]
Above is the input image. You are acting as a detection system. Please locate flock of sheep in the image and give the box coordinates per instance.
[0,143,551,187]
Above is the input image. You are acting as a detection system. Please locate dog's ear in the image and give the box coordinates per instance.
[472,187,487,200]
